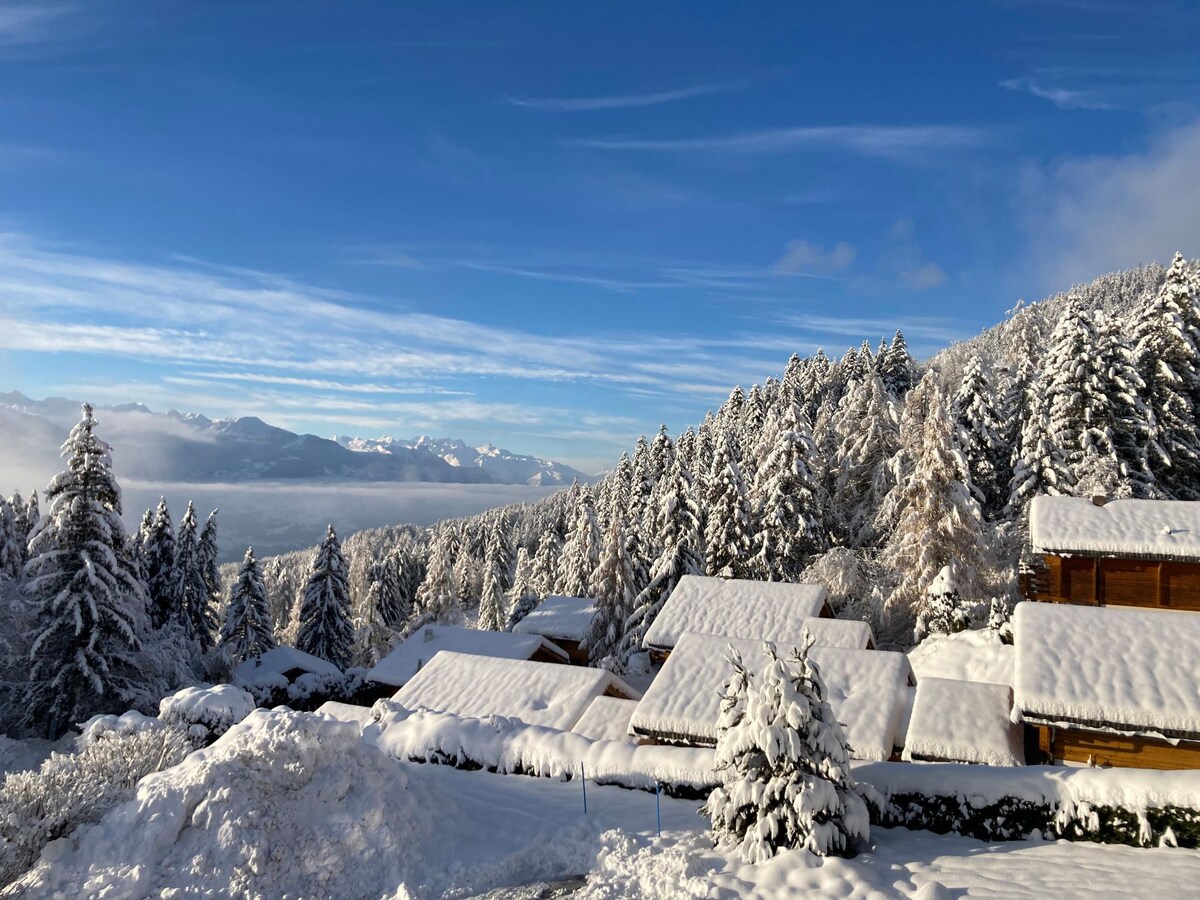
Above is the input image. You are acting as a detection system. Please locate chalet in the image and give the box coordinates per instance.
[233,645,342,689]
[1026,495,1200,611]
[641,574,846,661]
[367,624,569,690]
[392,651,640,731]
[512,595,597,664]
[1014,601,1200,769]
[570,695,641,744]
[628,631,914,761]
[902,677,1024,766]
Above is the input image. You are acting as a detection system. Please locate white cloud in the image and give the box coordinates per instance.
[1021,118,1200,288]
[506,79,750,112]
[1000,77,1114,110]
[565,124,989,160]
[773,239,856,275]
[900,262,947,290]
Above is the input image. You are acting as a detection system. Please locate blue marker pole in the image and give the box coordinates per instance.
[655,781,661,836]
[581,762,587,815]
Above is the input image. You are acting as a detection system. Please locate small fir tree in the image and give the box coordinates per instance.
[175,501,216,651]
[219,546,276,663]
[296,525,354,670]
[704,430,754,578]
[703,640,869,862]
[143,497,177,629]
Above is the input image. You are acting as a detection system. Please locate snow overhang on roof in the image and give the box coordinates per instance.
[512,595,597,643]
[1030,496,1200,561]
[1014,602,1200,741]
[368,624,568,688]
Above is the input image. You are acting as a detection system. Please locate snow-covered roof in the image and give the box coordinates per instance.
[629,632,914,761]
[233,646,342,686]
[316,701,376,730]
[902,677,1023,766]
[1014,602,1200,739]
[1030,496,1200,560]
[512,595,597,642]
[570,696,639,744]
[368,625,568,688]
[641,575,832,651]
[392,651,641,731]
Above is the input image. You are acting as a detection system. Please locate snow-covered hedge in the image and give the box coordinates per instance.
[158,684,256,743]
[857,761,1200,848]
[0,725,193,885]
[367,701,717,798]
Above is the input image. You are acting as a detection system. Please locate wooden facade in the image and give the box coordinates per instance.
[1027,723,1200,770]
[1026,553,1200,612]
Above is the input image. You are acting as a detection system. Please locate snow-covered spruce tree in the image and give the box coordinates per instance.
[219,546,276,663]
[0,499,20,580]
[953,356,1007,519]
[703,641,869,862]
[529,528,561,599]
[879,376,987,643]
[1132,255,1200,498]
[128,507,153,584]
[198,508,223,618]
[628,435,655,526]
[1043,301,1116,478]
[1091,309,1151,496]
[375,551,408,628]
[175,502,216,651]
[879,329,914,398]
[477,523,509,631]
[557,487,600,598]
[505,546,541,630]
[914,563,972,642]
[830,375,899,549]
[296,525,354,670]
[752,400,825,581]
[649,424,676,485]
[583,517,642,665]
[1007,380,1072,518]
[353,571,394,668]
[21,404,152,738]
[621,453,704,661]
[415,524,463,623]
[704,430,754,578]
[142,497,177,629]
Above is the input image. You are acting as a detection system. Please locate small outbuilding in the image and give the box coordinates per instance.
[367,624,569,689]
[641,574,840,660]
[570,695,641,744]
[512,595,598,664]
[1027,495,1200,611]
[233,645,342,689]
[392,651,641,731]
[628,631,913,761]
[1014,601,1200,769]
[902,677,1024,766]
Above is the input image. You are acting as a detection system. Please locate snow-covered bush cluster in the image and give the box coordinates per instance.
[158,684,256,744]
[0,722,193,884]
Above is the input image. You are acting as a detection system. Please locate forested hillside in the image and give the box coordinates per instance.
[248,255,1200,657]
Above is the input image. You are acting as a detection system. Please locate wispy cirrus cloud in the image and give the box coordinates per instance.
[1000,76,1114,110]
[0,1,84,50]
[564,124,991,159]
[505,78,752,112]
[773,239,856,275]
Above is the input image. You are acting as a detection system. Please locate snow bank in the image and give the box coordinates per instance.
[907,627,1014,686]
[642,574,830,651]
[11,710,425,898]
[1014,602,1200,737]
[1031,495,1200,559]
[630,632,913,761]
[369,702,717,794]
[571,696,639,744]
[316,700,376,730]
[368,623,568,688]
[512,594,597,643]
[393,651,640,731]
[158,684,257,739]
[902,678,1023,766]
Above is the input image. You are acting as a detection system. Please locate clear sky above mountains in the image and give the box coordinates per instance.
[1,0,1198,471]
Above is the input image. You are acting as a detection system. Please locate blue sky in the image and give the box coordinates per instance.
[1,1,1199,472]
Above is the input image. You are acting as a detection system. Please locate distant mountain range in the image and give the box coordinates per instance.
[0,392,594,486]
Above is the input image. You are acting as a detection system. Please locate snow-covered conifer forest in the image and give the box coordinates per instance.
[5,257,1200,895]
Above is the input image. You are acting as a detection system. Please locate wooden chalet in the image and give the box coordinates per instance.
[512,595,597,664]
[1024,495,1200,611]
[1014,602,1200,769]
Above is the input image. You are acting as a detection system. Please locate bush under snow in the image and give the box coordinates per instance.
[158,684,256,743]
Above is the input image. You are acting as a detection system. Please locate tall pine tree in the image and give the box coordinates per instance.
[220,547,276,663]
[296,525,354,670]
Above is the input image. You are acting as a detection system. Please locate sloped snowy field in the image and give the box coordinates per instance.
[9,709,1200,898]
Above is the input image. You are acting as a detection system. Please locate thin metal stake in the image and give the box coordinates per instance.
[581,762,587,814]
[655,781,661,836]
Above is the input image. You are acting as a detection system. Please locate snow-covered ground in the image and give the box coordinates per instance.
[10,708,1200,898]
